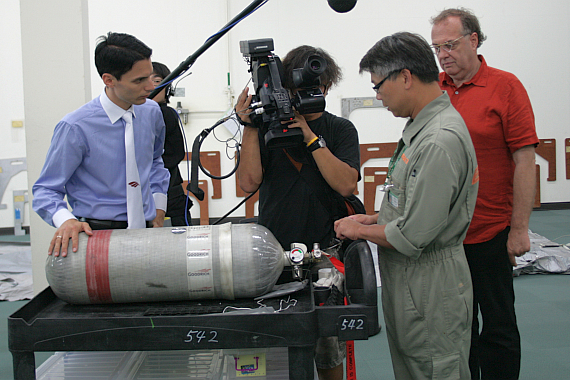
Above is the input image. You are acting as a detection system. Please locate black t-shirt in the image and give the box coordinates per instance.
[159,103,185,189]
[159,103,189,216]
[257,111,360,250]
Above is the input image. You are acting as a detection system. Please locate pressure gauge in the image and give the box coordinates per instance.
[289,247,305,264]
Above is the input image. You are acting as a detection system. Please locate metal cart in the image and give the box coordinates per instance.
[9,240,380,380]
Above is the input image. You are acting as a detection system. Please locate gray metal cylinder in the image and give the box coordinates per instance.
[45,223,286,304]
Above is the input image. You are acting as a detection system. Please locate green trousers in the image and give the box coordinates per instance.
[378,244,473,379]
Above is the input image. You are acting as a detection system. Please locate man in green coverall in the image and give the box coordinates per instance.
[334,32,479,379]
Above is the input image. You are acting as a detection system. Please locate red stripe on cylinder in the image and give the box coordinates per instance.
[85,230,113,303]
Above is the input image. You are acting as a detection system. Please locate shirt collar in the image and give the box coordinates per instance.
[441,54,489,88]
[100,88,136,124]
[402,92,451,146]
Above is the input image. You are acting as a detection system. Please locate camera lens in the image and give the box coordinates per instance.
[292,55,327,88]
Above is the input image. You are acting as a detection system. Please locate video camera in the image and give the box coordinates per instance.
[240,38,327,149]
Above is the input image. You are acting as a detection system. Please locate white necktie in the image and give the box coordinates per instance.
[123,111,146,229]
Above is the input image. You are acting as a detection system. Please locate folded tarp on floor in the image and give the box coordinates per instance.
[0,244,33,301]
[514,230,570,276]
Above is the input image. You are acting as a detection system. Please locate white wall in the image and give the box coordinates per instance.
[20,0,92,293]
[0,1,28,229]
[6,0,570,291]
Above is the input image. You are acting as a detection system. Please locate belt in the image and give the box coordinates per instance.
[78,217,153,230]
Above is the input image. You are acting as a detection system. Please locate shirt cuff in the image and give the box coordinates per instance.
[52,209,77,228]
[384,222,422,260]
[153,193,167,212]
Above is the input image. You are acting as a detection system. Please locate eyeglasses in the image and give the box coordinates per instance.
[431,34,470,54]
[372,69,403,93]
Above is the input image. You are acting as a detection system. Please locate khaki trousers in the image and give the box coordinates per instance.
[378,244,473,379]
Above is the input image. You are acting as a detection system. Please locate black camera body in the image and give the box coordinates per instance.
[291,54,327,114]
[240,38,327,149]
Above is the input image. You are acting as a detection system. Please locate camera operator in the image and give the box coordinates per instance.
[236,45,360,380]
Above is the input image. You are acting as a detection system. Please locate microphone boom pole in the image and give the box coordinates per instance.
[149,0,267,99]
[153,0,267,201]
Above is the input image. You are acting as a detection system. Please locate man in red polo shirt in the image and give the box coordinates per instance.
[430,8,539,380]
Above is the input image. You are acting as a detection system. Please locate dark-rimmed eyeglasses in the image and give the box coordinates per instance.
[431,34,470,54]
[372,69,403,93]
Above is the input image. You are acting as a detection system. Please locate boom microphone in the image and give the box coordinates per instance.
[328,0,357,13]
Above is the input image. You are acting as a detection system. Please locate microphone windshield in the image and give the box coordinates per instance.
[328,0,357,13]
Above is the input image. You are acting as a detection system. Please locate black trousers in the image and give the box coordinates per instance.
[464,227,521,380]
[166,185,193,227]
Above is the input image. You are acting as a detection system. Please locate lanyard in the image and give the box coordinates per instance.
[380,142,407,192]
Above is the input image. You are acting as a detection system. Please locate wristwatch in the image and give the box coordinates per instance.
[307,136,326,153]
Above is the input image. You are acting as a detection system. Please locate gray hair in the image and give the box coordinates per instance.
[359,32,439,83]
[430,8,487,48]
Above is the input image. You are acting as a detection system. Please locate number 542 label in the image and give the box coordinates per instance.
[337,315,368,340]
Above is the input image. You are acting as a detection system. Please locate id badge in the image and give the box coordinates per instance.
[388,190,399,208]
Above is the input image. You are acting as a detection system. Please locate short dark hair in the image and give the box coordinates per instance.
[152,61,172,103]
[359,32,440,84]
[282,45,342,91]
[430,8,487,48]
[94,32,152,80]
